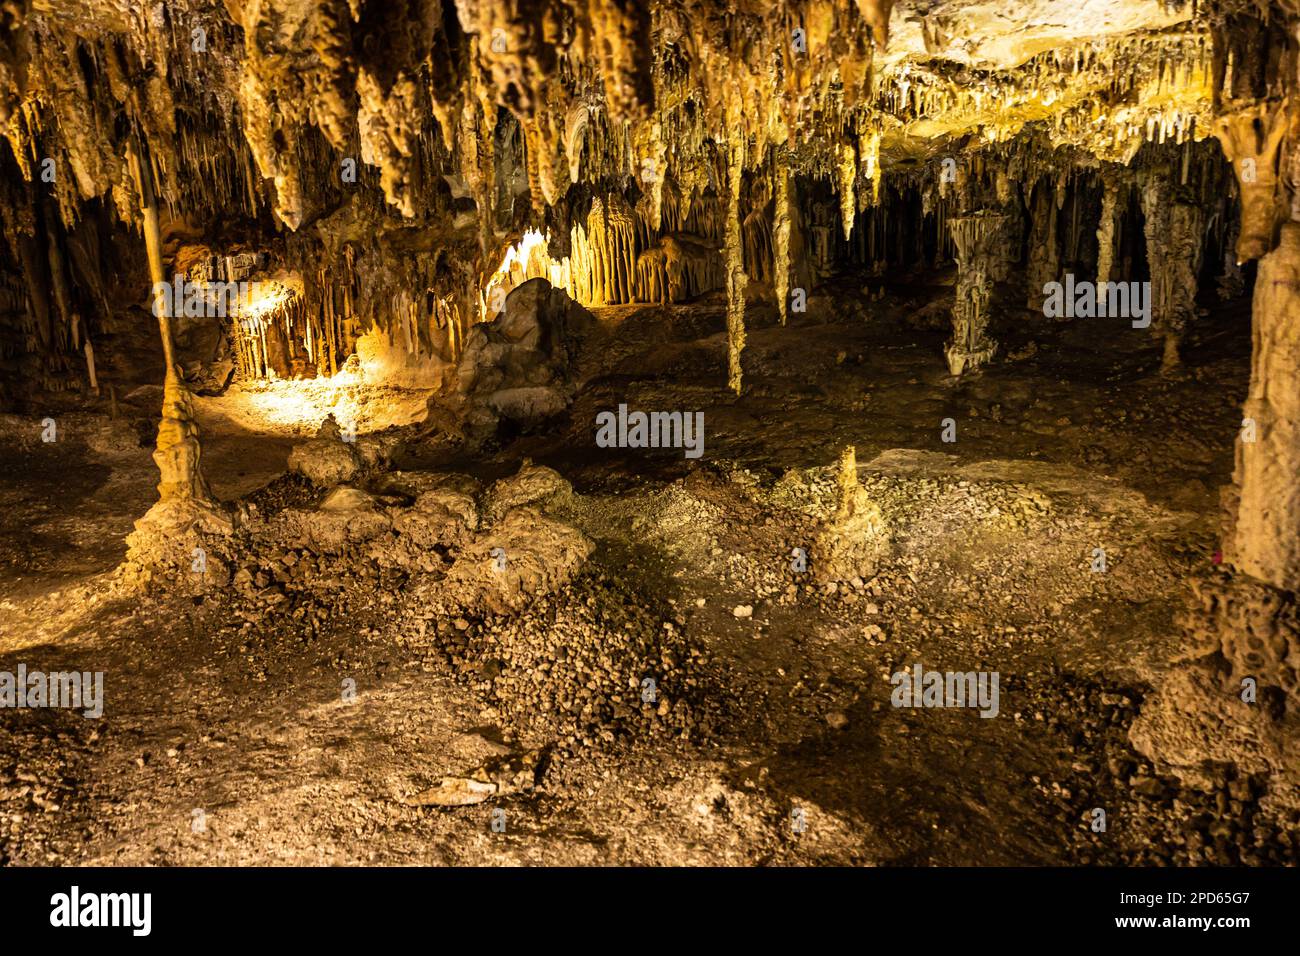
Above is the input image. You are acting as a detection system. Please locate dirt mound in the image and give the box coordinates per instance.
[407,570,723,750]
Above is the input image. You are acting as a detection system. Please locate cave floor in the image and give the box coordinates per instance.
[3,278,1289,867]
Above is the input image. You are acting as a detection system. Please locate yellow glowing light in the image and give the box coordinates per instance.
[198,367,433,438]
[482,229,557,316]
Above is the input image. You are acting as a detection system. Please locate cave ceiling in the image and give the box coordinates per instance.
[0,0,1237,234]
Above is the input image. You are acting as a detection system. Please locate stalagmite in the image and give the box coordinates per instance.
[815,444,890,583]
[124,142,224,532]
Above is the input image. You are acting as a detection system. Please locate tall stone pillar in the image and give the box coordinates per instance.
[1141,174,1204,372]
[121,142,230,590]
[1231,222,1300,595]
[945,212,1004,376]
[1096,175,1125,286]
[1025,182,1059,311]
[1130,200,1300,814]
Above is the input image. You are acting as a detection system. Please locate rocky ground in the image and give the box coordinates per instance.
[2,276,1297,866]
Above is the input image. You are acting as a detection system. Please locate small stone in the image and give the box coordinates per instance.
[732,604,753,619]
[826,711,849,730]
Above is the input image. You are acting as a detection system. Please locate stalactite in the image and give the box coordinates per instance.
[773,147,791,326]
[725,133,746,395]
[0,0,1247,398]
[837,142,857,241]
[860,128,882,206]
[1213,98,1291,263]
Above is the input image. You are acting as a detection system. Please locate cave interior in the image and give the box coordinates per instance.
[0,0,1299,867]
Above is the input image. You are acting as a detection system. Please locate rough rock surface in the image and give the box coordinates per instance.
[432,507,595,615]
[286,416,362,487]
[457,278,601,431]
[286,415,399,488]
[482,459,575,525]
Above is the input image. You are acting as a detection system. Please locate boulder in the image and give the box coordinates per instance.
[456,278,600,430]
[433,507,594,614]
[287,415,362,487]
[483,459,573,525]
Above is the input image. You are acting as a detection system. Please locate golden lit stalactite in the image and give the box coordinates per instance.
[577,0,653,128]
[634,120,668,231]
[524,118,546,217]
[460,39,498,259]
[856,0,895,52]
[355,67,425,219]
[773,145,791,327]
[860,127,882,205]
[725,128,747,395]
[837,140,857,240]
[564,102,592,184]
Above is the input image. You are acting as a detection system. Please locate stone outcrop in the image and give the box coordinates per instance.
[287,415,399,488]
[457,278,600,434]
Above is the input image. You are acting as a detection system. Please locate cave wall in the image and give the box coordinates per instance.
[0,0,1261,401]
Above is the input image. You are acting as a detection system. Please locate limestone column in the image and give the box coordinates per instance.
[989,171,1019,283]
[121,142,228,591]
[945,212,1003,376]
[1130,103,1300,803]
[1233,223,1300,596]
[1140,174,1204,373]
[1025,181,1059,311]
[127,142,220,507]
[1162,226,1300,736]
[1095,175,1124,286]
